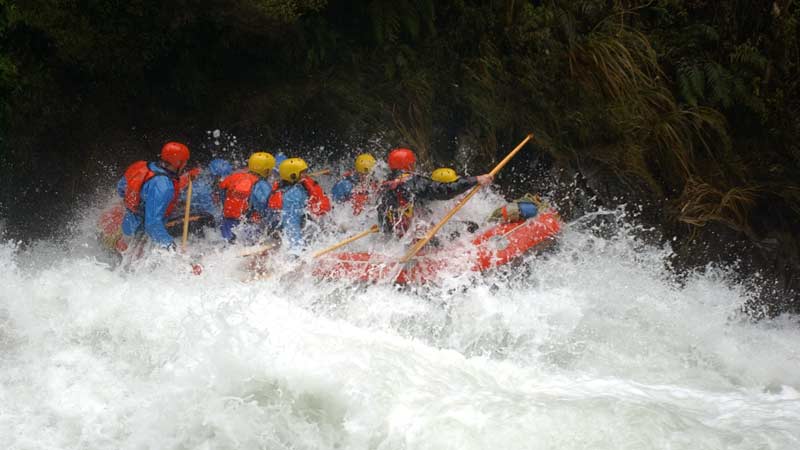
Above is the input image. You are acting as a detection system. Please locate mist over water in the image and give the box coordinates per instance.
[2,186,799,450]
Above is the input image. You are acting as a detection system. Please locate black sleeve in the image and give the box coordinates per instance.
[411,175,478,201]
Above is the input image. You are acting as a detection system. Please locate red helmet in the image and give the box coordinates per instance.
[388,148,416,171]
[160,142,190,171]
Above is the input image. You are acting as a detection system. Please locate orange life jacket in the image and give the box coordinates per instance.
[219,171,261,219]
[268,176,331,217]
[123,161,180,217]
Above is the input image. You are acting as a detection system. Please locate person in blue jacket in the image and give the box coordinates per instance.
[272,152,287,178]
[116,142,191,249]
[331,153,378,215]
[180,158,233,223]
[266,157,331,253]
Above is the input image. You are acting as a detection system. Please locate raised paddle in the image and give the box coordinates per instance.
[181,179,193,250]
[313,225,380,258]
[398,133,534,264]
[180,179,204,274]
[308,169,331,177]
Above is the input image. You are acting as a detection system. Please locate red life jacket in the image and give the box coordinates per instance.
[123,161,180,217]
[267,181,282,210]
[351,179,378,215]
[268,176,331,217]
[338,171,378,216]
[219,171,261,219]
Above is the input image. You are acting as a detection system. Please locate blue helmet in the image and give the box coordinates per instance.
[272,152,288,174]
[208,158,233,177]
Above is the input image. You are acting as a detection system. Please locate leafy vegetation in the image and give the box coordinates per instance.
[1,0,798,308]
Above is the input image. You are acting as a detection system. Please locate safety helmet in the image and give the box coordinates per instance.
[160,142,190,171]
[387,148,416,171]
[279,157,309,182]
[248,152,276,177]
[431,168,459,183]
[208,158,233,177]
[354,153,376,174]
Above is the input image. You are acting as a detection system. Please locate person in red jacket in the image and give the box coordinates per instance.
[218,152,275,243]
[116,142,190,249]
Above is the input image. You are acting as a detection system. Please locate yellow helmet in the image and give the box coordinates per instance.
[354,153,376,174]
[431,168,459,183]
[279,157,309,182]
[248,152,276,177]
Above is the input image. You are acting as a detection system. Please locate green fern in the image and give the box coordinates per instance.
[686,23,720,46]
[367,0,434,46]
[730,43,768,72]
[677,61,706,106]
[704,62,734,108]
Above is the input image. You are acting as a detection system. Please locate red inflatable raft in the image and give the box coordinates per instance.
[312,210,561,284]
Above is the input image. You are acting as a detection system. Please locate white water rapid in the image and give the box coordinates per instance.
[1,190,799,450]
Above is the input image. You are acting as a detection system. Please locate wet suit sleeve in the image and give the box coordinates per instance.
[141,176,176,248]
[249,179,273,216]
[331,178,354,202]
[281,184,308,252]
[410,176,478,201]
[185,176,216,216]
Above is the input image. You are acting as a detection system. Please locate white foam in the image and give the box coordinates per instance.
[1,189,799,449]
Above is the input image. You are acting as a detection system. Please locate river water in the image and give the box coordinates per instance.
[1,190,799,450]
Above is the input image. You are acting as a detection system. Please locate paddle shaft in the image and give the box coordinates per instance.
[308,169,331,177]
[181,179,193,250]
[166,215,202,228]
[399,133,534,263]
[313,225,379,258]
[239,243,277,258]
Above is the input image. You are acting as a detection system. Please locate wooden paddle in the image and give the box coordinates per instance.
[166,215,203,228]
[181,179,193,250]
[313,225,379,258]
[398,133,534,264]
[308,169,331,177]
[239,243,277,258]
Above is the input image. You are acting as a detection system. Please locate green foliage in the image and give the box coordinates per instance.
[2,0,799,247]
[368,0,435,45]
[250,0,327,22]
[0,0,18,136]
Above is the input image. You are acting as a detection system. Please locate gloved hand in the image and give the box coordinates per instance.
[186,167,202,181]
[476,174,493,186]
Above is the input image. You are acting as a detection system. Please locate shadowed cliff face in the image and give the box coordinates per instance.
[1,0,798,314]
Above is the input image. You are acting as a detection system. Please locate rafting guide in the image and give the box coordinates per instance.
[376,148,493,238]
